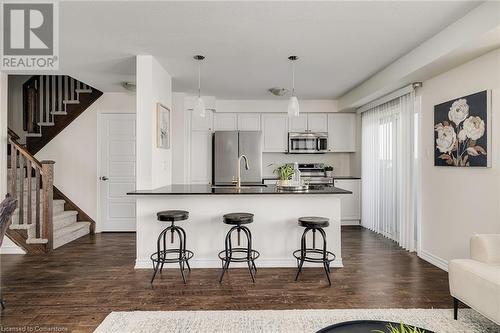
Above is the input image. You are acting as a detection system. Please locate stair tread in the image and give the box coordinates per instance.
[63,100,79,104]
[53,210,78,220]
[55,221,90,233]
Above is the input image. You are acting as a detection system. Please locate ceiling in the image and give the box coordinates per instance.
[57,1,482,99]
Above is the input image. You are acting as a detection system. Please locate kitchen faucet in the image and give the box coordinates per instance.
[236,154,250,188]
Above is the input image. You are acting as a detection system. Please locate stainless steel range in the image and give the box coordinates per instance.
[298,163,333,187]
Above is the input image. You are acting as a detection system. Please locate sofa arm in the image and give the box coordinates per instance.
[471,234,500,264]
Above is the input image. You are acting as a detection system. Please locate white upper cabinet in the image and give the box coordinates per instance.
[288,114,308,132]
[288,113,328,132]
[191,109,214,131]
[214,113,237,131]
[307,114,328,132]
[238,113,261,131]
[262,114,289,152]
[328,113,356,152]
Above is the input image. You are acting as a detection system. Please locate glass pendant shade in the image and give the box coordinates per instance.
[194,96,206,118]
[287,55,300,117]
[287,96,300,117]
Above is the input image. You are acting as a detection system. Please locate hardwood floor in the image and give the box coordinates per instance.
[0,226,451,332]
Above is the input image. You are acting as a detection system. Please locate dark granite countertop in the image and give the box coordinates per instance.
[128,184,352,195]
[262,176,361,180]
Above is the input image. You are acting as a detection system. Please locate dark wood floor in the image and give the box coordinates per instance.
[0,226,451,332]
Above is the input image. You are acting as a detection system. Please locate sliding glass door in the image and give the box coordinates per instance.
[361,93,419,251]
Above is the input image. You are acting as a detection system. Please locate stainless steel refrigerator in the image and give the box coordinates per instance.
[213,131,263,185]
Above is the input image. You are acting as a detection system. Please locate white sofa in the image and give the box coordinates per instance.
[449,234,500,325]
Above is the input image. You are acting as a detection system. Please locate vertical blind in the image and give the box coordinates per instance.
[361,91,419,251]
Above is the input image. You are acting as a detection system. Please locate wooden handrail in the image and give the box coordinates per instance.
[8,129,41,168]
[7,128,20,140]
[8,129,54,251]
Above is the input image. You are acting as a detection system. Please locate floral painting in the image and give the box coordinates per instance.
[434,90,490,167]
[156,103,170,149]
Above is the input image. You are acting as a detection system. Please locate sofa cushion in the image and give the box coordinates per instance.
[449,259,500,325]
[471,234,500,264]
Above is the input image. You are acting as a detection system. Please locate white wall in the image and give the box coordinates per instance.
[262,153,352,177]
[171,92,188,184]
[135,55,173,263]
[135,56,172,190]
[35,93,136,226]
[7,75,31,144]
[0,72,21,254]
[419,48,500,268]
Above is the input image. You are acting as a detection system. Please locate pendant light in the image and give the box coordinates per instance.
[287,55,299,117]
[194,55,206,118]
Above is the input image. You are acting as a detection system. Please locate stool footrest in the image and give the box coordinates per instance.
[218,248,260,263]
[151,249,194,264]
[293,248,336,263]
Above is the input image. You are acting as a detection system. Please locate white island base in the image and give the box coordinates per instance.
[134,193,342,269]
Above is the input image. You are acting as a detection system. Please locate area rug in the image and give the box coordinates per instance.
[94,308,500,333]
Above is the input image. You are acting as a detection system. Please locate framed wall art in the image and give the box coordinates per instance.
[434,90,491,167]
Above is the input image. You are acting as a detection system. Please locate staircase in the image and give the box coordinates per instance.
[5,74,101,253]
[23,75,103,154]
[7,130,93,253]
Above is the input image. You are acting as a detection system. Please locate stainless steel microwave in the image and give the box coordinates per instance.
[288,132,328,154]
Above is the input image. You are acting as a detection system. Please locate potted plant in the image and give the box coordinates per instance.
[273,164,294,187]
[324,165,334,178]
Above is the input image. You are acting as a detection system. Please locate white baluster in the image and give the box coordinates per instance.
[45,76,50,123]
[39,76,44,124]
[64,76,69,101]
[51,76,55,123]
[58,75,62,111]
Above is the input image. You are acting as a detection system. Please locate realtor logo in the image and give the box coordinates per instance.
[1,1,59,70]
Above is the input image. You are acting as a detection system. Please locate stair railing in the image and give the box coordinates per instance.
[7,129,54,250]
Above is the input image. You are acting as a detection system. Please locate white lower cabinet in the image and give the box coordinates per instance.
[334,179,361,225]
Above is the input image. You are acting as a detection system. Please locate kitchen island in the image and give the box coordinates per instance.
[129,185,351,269]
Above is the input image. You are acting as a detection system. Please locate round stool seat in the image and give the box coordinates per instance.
[223,212,254,225]
[157,210,189,222]
[298,216,329,228]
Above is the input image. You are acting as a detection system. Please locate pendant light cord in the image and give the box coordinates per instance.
[291,61,295,97]
[198,61,201,98]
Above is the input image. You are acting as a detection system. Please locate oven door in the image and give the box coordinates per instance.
[288,133,319,153]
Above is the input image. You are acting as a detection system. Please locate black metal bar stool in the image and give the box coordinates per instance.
[218,212,260,283]
[293,216,336,286]
[150,210,194,284]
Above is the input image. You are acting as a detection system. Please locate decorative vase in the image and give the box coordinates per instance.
[276,179,289,187]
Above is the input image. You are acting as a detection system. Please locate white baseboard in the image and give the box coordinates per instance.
[418,249,448,272]
[135,257,343,269]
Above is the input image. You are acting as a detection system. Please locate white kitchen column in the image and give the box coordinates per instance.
[135,55,173,262]
[135,55,173,189]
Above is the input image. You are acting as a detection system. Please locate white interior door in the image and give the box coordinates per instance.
[98,114,136,231]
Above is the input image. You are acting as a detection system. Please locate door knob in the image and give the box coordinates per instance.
[100,176,109,181]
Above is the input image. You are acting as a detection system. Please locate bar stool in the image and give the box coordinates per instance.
[150,210,194,284]
[293,216,335,286]
[218,212,260,283]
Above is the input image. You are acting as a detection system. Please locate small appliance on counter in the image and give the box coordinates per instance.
[298,163,334,188]
[288,132,328,154]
